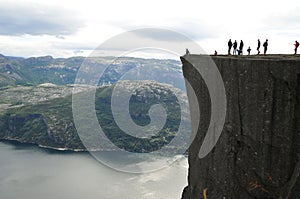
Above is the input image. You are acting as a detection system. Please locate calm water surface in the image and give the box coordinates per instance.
[0,142,187,199]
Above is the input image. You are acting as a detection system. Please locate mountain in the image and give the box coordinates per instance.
[0,81,190,153]
[0,54,183,89]
[0,54,188,153]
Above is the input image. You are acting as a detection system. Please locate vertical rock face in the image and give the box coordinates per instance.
[181,55,300,199]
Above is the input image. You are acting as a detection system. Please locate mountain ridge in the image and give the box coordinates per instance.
[0,53,182,88]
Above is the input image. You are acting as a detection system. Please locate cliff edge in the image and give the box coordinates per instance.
[181,55,300,199]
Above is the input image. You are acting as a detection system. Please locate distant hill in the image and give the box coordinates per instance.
[0,81,189,153]
[0,54,188,153]
[0,54,183,89]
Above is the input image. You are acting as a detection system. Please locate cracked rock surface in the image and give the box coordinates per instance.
[181,55,300,199]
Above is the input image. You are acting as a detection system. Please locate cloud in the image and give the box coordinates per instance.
[0,2,85,36]
[261,7,300,35]
[169,20,220,41]
[108,18,219,42]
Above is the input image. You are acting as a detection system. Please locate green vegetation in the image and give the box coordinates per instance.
[0,54,187,153]
[0,82,189,153]
[0,55,182,88]
[95,84,182,153]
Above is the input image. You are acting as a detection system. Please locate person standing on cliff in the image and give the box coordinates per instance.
[294,40,299,55]
[228,39,233,55]
[185,48,190,55]
[257,39,261,55]
[263,39,268,55]
[247,46,251,55]
[239,40,244,55]
[233,40,237,55]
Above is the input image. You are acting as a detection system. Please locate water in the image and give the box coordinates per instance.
[0,142,188,199]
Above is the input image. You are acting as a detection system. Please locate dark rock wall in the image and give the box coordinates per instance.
[181,55,300,199]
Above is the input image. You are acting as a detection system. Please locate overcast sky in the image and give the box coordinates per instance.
[0,0,300,58]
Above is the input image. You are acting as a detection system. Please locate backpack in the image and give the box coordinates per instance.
[263,42,268,47]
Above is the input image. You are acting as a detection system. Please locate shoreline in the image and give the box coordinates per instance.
[0,138,188,157]
[0,138,88,153]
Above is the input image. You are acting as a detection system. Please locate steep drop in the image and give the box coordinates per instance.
[181,55,300,199]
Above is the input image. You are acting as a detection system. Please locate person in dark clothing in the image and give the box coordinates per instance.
[185,48,190,55]
[294,40,299,55]
[214,50,218,56]
[263,39,268,55]
[239,40,244,55]
[233,40,238,55]
[228,39,233,55]
[257,39,261,55]
[247,46,251,55]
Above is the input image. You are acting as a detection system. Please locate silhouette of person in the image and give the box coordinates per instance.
[185,48,190,55]
[228,39,233,55]
[263,39,268,55]
[214,50,218,56]
[239,40,244,55]
[257,39,261,55]
[233,40,238,55]
[294,40,299,55]
[247,46,251,55]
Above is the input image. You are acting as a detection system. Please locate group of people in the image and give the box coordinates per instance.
[227,39,269,56]
[186,39,299,56]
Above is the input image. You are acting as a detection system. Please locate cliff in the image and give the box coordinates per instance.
[181,55,300,199]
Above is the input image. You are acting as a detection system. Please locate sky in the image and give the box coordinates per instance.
[0,0,300,58]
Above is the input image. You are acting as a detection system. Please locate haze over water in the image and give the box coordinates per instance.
[0,142,187,199]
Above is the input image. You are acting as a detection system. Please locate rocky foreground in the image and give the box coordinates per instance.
[181,54,300,199]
